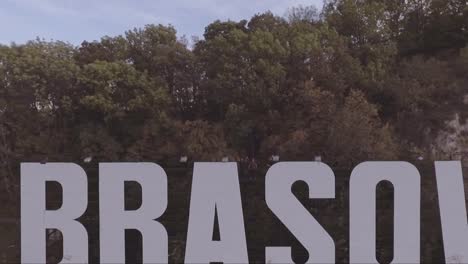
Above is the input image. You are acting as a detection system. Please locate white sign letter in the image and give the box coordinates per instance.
[99,163,168,263]
[21,163,88,263]
[265,162,335,263]
[185,162,248,263]
[350,162,420,263]
[435,161,468,263]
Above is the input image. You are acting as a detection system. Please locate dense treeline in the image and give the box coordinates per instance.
[0,0,468,197]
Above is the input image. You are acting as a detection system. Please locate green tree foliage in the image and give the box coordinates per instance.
[1,1,467,197]
[0,40,79,161]
[327,90,398,167]
[77,60,170,160]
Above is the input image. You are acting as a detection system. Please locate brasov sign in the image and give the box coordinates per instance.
[20,161,468,263]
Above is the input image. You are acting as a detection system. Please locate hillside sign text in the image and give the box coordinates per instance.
[20,161,468,263]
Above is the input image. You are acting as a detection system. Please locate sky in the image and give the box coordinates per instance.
[0,0,323,46]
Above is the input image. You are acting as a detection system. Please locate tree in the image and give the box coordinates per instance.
[286,5,320,23]
[327,90,398,167]
[76,60,170,160]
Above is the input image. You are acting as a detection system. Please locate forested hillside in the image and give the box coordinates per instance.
[1,0,468,262]
[0,0,467,197]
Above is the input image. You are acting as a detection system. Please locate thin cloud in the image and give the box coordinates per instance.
[5,0,79,17]
[0,0,323,44]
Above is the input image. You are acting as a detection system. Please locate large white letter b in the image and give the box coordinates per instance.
[21,163,88,263]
